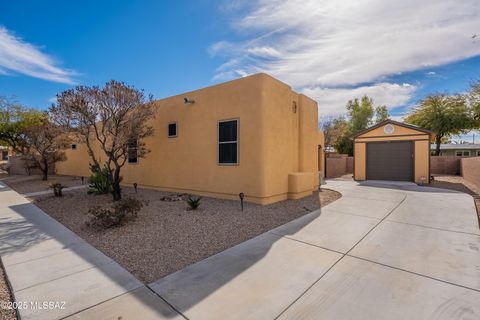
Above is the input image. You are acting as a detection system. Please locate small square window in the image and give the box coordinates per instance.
[71,144,77,150]
[168,123,177,137]
[127,138,138,164]
[463,151,470,156]
[455,151,463,156]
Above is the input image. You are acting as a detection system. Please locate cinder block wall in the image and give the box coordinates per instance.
[326,156,354,178]
[430,156,462,175]
[461,157,480,191]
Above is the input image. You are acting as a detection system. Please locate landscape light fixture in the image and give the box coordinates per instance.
[239,192,245,211]
[184,97,195,104]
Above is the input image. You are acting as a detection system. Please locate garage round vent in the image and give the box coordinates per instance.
[384,124,395,134]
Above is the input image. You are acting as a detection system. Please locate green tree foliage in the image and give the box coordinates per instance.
[0,97,44,151]
[404,94,474,156]
[375,105,389,123]
[346,96,375,132]
[469,82,480,125]
[332,95,389,155]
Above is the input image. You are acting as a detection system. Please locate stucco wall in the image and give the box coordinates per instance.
[460,157,480,191]
[354,143,366,180]
[56,73,324,204]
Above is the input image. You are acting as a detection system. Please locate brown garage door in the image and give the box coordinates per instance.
[366,141,413,181]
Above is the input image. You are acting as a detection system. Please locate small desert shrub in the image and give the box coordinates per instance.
[88,165,111,195]
[49,182,66,197]
[87,197,143,228]
[186,196,202,210]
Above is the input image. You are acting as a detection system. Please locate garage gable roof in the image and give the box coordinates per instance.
[352,119,433,139]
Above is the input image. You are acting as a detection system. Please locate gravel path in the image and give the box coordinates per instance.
[0,175,84,194]
[0,261,17,320]
[33,187,340,283]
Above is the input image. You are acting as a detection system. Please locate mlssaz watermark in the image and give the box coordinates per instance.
[1,301,66,310]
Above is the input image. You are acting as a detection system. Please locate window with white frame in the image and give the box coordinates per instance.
[127,138,138,163]
[218,120,238,164]
[456,150,470,156]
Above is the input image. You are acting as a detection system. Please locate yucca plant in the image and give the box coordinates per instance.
[186,196,202,210]
[88,165,111,195]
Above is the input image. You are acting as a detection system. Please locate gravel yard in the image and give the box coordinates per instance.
[32,187,340,283]
[0,262,17,320]
[0,174,84,194]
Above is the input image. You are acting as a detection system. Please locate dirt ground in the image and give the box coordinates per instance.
[0,174,84,194]
[28,186,341,284]
[0,262,17,320]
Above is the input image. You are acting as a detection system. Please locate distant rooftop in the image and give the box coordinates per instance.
[430,143,480,150]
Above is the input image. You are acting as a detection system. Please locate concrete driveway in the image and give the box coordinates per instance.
[150,180,480,320]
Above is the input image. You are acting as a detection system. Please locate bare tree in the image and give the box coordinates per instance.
[50,80,155,201]
[23,120,69,180]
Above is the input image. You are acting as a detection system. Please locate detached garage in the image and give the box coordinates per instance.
[353,120,433,184]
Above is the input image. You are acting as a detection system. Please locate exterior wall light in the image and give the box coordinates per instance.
[184,97,195,104]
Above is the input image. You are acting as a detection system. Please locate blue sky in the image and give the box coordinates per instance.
[1,0,479,141]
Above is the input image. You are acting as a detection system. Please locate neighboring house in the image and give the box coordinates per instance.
[56,73,325,204]
[430,144,480,157]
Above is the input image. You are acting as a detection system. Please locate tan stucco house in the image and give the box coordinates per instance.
[56,73,325,204]
[353,120,432,184]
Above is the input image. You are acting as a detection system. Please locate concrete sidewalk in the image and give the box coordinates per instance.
[0,182,182,320]
[2,179,479,319]
[150,179,480,319]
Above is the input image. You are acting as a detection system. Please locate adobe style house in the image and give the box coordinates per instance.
[56,73,325,204]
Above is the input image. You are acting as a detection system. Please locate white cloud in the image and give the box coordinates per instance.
[212,0,480,115]
[304,83,416,116]
[0,26,76,84]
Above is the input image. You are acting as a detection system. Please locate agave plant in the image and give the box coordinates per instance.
[186,196,202,210]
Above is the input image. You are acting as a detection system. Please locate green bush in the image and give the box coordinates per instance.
[88,165,111,195]
[186,196,202,210]
[87,197,143,228]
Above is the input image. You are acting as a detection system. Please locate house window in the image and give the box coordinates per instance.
[477,151,480,157]
[127,138,138,164]
[456,151,470,157]
[168,122,177,137]
[71,144,77,150]
[218,119,238,164]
